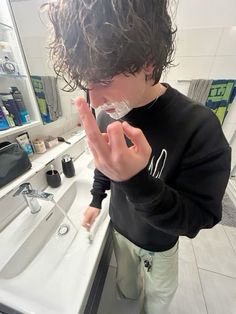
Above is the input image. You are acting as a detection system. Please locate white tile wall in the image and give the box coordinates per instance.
[175,28,223,57]
[166,56,214,81]
[210,56,236,79]
[216,27,236,56]
[176,0,236,29]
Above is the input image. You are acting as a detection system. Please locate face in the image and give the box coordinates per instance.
[88,70,153,119]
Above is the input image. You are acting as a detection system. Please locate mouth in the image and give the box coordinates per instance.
[104,108,116,113]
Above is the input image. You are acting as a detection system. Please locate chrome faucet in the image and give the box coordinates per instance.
[13,183,54,214]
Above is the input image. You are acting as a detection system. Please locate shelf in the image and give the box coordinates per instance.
[0,22,13,32]
[0,121,42,139]
[0,73,27,79]
[0,128,86,199]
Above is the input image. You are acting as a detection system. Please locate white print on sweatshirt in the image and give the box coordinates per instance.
[148,149,167,179]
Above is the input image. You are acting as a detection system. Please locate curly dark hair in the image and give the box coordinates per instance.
[44,0,177,91]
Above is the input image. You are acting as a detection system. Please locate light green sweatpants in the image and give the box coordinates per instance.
[112,228,179,314]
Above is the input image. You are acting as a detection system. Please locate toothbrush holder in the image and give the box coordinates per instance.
[46,169,61,188]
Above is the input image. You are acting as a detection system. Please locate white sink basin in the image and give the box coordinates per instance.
[0,179,91,279]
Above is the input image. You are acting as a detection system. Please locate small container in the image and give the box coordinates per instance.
[44,136,58,148]
[46,168,61,188]
[1,56,19,74]
[33,138,46,154]
[62,154,75,178]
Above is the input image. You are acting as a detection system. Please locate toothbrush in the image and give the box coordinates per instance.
[51,164,55,174]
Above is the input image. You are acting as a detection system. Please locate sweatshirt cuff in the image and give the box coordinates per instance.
[118,167,163,206]
[89,194,105,209]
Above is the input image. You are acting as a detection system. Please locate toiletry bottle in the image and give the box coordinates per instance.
[1,94,23,126]
[2,56,18,74]
[62,154,75,178]
[0,106,9,130]
[1,105,15,127]
[16,132,34,157]
[10,87,30,124]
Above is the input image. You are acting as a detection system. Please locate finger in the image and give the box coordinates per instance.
[75,97,109,155]
[75,97,101,140]
[107,122,127,151]
[122,121,149,153]
[102,133,109,143]
[88,139,99,161]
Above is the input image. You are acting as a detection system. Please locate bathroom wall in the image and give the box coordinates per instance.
[162,0,236,169]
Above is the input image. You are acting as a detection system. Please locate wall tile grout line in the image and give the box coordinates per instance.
[221,225,236,256]
[190,239,209,314]
[197,267,236,280]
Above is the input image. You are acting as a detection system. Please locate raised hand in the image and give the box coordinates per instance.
[76,97,152,181]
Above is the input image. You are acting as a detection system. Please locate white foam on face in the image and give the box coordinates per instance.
[99,99,131,120]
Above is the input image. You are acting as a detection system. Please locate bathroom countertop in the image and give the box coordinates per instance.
[0,128,85,199]
[0,152,111,314]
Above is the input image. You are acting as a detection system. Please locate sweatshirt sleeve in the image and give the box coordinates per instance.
[89,111,112,209]
[117,110,231,238]
[89,168,111,209]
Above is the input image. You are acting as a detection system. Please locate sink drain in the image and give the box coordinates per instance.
[58,224,70,236]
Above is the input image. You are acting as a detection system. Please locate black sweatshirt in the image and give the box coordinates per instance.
[89,84,231,252]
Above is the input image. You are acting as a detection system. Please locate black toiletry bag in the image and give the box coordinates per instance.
[0,141,32,188]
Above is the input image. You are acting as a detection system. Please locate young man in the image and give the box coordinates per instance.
[47,1,231,313]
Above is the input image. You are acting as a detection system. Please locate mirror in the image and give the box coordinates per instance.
[9,0,85,135]
[7,1,236,313]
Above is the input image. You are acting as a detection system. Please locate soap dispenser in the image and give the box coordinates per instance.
[62,154,75,178]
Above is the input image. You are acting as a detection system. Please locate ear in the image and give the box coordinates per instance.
[143,63,154,76]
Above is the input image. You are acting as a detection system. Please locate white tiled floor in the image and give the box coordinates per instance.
[97,224,236,314]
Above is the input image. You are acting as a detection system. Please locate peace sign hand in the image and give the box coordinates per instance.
[76,97,152,182]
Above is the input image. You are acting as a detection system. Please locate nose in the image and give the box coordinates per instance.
[89,88,106,109]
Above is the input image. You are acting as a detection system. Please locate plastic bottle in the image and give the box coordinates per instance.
[1,94,23,126]
[1,105,15,127]
[16,132,34,157]
[0,106,9,130]
[10,87,30,124]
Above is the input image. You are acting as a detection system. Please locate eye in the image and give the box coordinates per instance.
[100,79,113,87]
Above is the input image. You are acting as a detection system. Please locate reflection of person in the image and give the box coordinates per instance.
[47,1,231,313]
